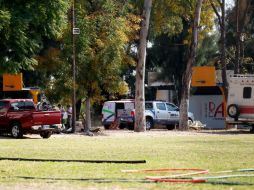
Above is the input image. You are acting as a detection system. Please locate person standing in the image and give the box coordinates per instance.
[66,105,72,130]
[58,104,66,130]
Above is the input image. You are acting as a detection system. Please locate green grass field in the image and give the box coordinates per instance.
[0,130,254,190]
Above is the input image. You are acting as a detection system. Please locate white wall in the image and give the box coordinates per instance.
[189,95,225,129]
[156,90,169,102]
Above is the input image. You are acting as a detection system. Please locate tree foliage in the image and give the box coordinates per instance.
[225,0,254,73]
[73,0,140,99]
[0,0,69,74]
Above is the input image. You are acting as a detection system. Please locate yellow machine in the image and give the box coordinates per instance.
[1,73,40,104]
[191,66,216,87]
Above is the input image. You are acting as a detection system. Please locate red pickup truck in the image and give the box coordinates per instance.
[0,99,61,138]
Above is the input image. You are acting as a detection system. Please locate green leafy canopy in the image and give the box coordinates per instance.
[0,0,70,74]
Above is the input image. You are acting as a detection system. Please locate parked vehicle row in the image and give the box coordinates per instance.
[101,100,194,130]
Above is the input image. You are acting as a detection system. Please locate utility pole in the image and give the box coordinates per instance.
[72,0,76,133]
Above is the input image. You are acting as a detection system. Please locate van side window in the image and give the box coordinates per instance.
[243,87,252,99]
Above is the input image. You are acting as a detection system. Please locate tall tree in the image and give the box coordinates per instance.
[225,0,254,73]
[179,0,203,130]
[134,0,152,132]
[234,0,251,73]
[210,0,228,99]
[67,0,140,133]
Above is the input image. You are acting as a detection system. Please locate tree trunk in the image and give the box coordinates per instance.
[85,97,91,133]
[134,0,152,132]
[235,0,240,74]
[179,0,203,130]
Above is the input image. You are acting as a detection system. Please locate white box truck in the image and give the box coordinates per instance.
[226,74,254,132]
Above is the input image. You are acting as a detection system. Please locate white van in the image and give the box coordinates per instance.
[226,74,254,132]
[101,100,134,129]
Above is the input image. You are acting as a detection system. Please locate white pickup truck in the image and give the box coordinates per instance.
[142,101,194,130]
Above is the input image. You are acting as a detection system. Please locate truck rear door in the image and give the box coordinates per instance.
[102,102,115,124]
[118,102,134,122]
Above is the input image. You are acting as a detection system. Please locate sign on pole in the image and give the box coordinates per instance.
[72,28,80,35]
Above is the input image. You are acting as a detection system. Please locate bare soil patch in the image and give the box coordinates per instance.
[48,128,252,139]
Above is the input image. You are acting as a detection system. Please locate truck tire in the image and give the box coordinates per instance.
[146,117,154,130]
[40,131,52,139]
[11,123,23,138]
[227,104,240,121]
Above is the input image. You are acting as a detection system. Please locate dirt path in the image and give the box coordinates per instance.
[49,128,252,139]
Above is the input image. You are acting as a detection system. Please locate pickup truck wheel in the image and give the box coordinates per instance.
[40,131,52,139]
[146,118,153,130]
[11,123,23,138]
